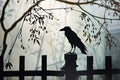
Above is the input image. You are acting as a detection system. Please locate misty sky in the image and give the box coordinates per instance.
[0,0,120,80]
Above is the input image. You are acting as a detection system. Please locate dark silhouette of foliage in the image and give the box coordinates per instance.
[57,0,120,49]
[24,6,56,46]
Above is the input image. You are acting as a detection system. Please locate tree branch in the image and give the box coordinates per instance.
[77,5,120,20]
[7,0,43,33]
[56,0,120,13]
[1,0,43,57]
[56,0,96,5]
[0,0,10,32]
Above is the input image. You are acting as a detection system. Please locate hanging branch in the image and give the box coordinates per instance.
[56,0,119,48]
[0,0,10,57]
[0,0,72,57]
[0,0,44,57]
[0,0,10,32]
[56,0,120,13]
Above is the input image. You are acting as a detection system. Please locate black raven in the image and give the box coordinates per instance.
[60,26,87,54]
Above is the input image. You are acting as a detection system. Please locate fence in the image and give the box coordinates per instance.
[0,52,120,80]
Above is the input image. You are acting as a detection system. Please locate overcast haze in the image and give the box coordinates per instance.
[0,0,120,80]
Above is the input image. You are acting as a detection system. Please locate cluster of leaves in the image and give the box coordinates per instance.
[26,0,37,3]
[80,12,100,44]
[25,8,46,25]
[5,61,13,70]
[0,0,44,70]
[99,0,120,19]
[24,6,55,25]
[58,0,120,49]
[17,0,37,3]
[105,32,117,49]
[80,11,117,48]
[24,6,55,46]
[28,28,41,45]
[5,55,13,70]
[103,0,120,8]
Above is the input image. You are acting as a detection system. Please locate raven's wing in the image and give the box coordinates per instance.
[76,39,87,54]
[65,29,87,54]
[65,30,78,46]
[71,31,87,54]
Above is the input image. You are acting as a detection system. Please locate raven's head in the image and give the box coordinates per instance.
[59,26,71,31]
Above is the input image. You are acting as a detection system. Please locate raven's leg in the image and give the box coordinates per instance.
[73,45,76,52]
[70,44,73,52]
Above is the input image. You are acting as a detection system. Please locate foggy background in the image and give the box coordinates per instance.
[0,0,120,80]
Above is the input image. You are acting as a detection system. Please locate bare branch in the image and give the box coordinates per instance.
[56,0,96,5]
[77,5,120,20]
[93,2,120,13]
[56,0,120,13]
[0,0,10,32]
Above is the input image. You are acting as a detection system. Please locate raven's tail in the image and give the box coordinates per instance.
[78,41,87,54]
[81,48,87,54]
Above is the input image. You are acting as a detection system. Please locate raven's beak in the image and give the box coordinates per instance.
[59,28,64,31]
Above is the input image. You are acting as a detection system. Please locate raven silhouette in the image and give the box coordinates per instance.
[60,26,87,54]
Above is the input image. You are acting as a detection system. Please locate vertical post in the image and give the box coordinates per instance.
[42,55,47,80]
[87,56,93,80]
[19,56,25,80]
[105,56,112,80]
[64,52,77,80]
[0,56,4,80]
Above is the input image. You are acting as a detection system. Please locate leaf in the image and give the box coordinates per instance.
[85,38,88,42]
[17,0,19,3]
[94,35,98,39]
[84,25,87,29]
[42,20,44,25]
[21,45,25,49]
[25,19,28,21]
[83,32,86,37]
[30,34,33,37]
[28,39,30,41]
[96,31,101,36]
[29,18,31,22]
[36,40,40,45]
[87,18,89,22]
[31,38,33,40]
[43,27,46,30]
[32,21,36,24]
[81,18,83,20]
[22,46,25,49]
[33,39,36,44]
[51,17,53,20]
[38,31,40,35]
[35,36,39,39]
[5,62,13,70]
[96,42,101,46]
[30,29,33,32]
[21,45,23,48]
[92,23,95,27]
[89,38,91,44]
